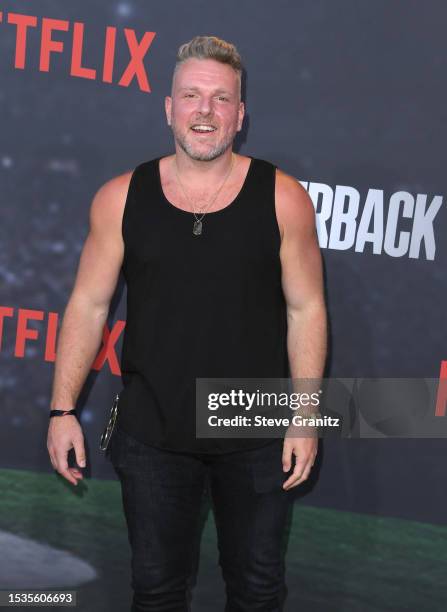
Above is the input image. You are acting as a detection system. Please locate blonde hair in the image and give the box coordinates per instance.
[173,35,243,98]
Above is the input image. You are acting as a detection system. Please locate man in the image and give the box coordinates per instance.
[47,35,327,611]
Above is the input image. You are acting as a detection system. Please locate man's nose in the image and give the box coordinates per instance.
[197,96,213,115]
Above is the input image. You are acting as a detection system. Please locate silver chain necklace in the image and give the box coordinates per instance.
[173,153,236,236]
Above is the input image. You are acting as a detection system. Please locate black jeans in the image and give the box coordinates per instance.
[108,425,293,612]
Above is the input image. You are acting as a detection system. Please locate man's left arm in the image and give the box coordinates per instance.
[275,169,328,490]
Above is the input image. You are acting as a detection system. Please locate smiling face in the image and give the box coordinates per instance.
[165,58,245,161]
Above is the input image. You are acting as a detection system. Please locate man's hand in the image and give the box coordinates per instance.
[47,416,86,486]
[282,426,318,490]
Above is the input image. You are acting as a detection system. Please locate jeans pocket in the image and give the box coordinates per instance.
[108,425,132,468]
[251,441,285,493]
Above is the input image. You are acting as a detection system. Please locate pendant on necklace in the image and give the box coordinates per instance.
[193,220,203,236]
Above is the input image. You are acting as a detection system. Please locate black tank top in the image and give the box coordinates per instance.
[116,155,289,453]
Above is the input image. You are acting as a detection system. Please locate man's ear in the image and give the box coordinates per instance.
[165,96,172,125]
[237,101,245,132]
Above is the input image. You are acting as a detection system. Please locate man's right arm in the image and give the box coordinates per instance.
[47,171,132,485]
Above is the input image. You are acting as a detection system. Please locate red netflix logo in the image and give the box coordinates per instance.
[0,305,125,375]
[435,360,447,417]
[0,11,156,92]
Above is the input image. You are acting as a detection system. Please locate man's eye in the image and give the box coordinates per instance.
[218,96,229,101]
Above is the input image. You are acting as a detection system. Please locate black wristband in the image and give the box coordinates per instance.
[49,409,77,418]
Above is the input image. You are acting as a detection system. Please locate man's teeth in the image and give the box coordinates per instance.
[191,125,216,132]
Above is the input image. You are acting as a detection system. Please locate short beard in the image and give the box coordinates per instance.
[171,123,235,161]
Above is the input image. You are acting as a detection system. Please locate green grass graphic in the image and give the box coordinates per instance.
[0,468,445,611]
